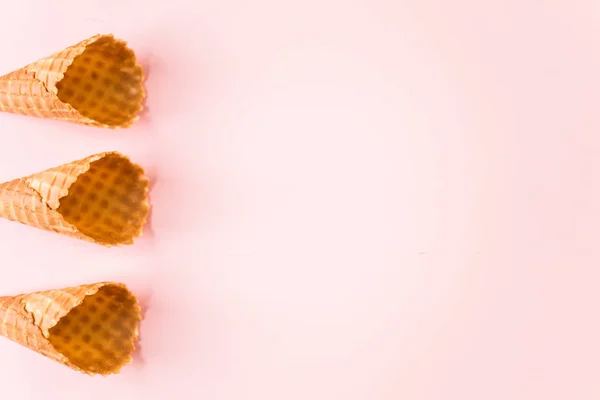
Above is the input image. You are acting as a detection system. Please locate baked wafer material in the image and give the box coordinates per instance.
[0,282,141,375]
[0,152,150,246]
[0,34,144,128]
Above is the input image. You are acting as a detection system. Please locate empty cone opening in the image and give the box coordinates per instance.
[47,285,140,375]
[56,153,149,245]
[55,36,144,128]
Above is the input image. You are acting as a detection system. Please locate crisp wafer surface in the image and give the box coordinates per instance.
[56,36,144,127]
[0,34,144,127]
[48,285,140,375]
[0,282,141,375]
[57,154,149,245]
[0,152,149,246]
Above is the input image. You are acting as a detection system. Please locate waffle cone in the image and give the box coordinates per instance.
[0,152,150,246]
[0,34,144,128]
[0,282,141,375]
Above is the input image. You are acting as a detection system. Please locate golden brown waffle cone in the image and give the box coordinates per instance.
[0,282,141,375]
[0,152,150,246]
[0,34,144,128]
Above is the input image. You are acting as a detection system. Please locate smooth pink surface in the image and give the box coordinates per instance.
[1,0,600,399]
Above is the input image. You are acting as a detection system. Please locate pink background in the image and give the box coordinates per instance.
[0,0,599,399]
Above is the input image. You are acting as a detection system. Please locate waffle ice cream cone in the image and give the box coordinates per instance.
[0,282,141,375]
[0,34,144,128]
[0,152,149,246]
